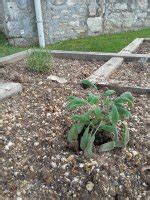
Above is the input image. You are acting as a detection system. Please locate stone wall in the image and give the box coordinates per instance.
[1,0,150,46]
[2,0,37,46]
[43,0,150,44]
[0,0,4,32]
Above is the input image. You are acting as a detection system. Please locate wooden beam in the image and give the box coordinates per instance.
[50,50,150,62]
[87,38,145,83]
[0,47,149,66]
[96,82,150,94]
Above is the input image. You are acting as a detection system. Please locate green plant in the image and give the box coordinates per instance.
[27,49,53,73]
[67,80,134,157]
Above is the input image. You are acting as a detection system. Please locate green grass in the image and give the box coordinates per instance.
[49,28,150,52]
[0,33,29,57]
[0,28,149,57]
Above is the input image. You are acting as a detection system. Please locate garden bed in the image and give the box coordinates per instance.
[108,60,149,88]
[136,41,150,54]
[1,58,149,199]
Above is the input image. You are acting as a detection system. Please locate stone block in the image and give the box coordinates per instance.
[88,0,98,16]
[87,17,102,32]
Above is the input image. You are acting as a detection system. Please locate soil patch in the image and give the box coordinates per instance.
[1,58,149,199]
[109,61,149,88]
[136,42,150,54]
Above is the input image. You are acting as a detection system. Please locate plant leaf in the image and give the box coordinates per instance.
[68,95,76,100]
[116,105,131,119]
[120,92,134,102]
[115,92,134,107]
[72,112,90,123]
[80,126,90,151]
[99,141,116,152]
[84,134,95,157]
[87,93,100,105]
[100,124,117,134]
[111,104,120,124]
[122,121,129,148]
[93,107,102,119]
[115,97,133,107]
[67,123,84,143]
[104,90,116,97]
[82,79,98,90]
[67,97,86,110]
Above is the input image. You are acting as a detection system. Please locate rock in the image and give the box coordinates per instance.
[16,191,21,196]
[5,141,13,150]
[34,142,39,146]
[86,181,94,191]
[132,150,139,156]
[51,162,57,168]
[16,197,22,200]
[0,82,22,100]
[29,166,34,172]
[47,75,67,84]
[66,155,74,162]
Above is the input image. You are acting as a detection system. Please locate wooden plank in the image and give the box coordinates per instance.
[1,47,149,66]
[120,38,144,53]
[87,38,144,83]
[96,82,150,95]
[50,50,150,62]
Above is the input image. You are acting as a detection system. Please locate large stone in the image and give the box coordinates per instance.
[0,82,22,100]
[87,17,102,32]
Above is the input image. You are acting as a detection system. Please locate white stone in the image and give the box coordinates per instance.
[87,17,102,32]
[17,197,22,200]
[86,181,94,191]
[0,82,22,100]
[5,141,13,150]
[34,142,39,146]
[47,75,67,84]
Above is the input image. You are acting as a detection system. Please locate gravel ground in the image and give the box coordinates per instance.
[1,58,149,199]
[137,42,150,54]
[109,61,149,88]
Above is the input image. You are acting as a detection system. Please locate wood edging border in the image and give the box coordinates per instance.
[0,38,149,66]
[87,38,145,82]
[96,82,150,94]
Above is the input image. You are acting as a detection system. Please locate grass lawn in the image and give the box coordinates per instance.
[0,33,29,58]
[0,28,149,57]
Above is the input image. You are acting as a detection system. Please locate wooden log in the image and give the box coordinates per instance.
[1,47,149,66]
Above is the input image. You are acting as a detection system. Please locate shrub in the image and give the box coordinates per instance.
[67,80,134,157]
[27,49,53,73]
